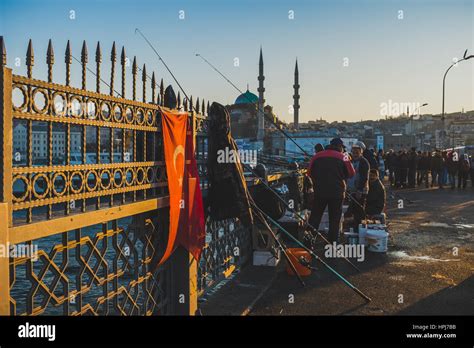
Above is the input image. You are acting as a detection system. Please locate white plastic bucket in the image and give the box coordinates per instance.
[366,229,389,252]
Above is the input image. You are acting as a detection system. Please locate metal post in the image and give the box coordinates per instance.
[0,66,13,315]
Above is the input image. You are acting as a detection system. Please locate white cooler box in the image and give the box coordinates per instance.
[253,249,281,267]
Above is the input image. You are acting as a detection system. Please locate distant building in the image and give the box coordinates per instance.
[13,123,96,164]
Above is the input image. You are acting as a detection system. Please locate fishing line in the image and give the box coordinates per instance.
[251,202,371,302]
[195,52,312,158]
[135,28,197,113]
[242,162,361,272]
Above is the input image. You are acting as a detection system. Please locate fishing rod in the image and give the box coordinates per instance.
[195,52,371,218]
[243,162,361,272]
[73,55,163,102]
[135,28,198,113]
[251,202,371,302]
[134,28,306,287]
[72,55,123,98]
[195,53,312,159]
[250,197,306,287]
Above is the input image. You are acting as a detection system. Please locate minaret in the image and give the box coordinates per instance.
[293,59,300,129]
[257,47,265,140]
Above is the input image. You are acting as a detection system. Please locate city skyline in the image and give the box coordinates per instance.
[1,0,473,123]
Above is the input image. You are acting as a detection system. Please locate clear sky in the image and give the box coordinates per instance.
[1,0,473,123]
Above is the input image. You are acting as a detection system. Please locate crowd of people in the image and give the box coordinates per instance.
[383,148,474,190]
[305,138,474,243]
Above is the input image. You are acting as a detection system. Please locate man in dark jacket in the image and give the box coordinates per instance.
[308,138,355,242]
[385,150,396,186]
[363,146,378,169]
[394,151,402,188]
[399,150,409,188]
[430,150,444,189]
[366,169,386,216]
[458,154,470,189]
[407,147,418,188]
[346,142,370,232]
[418,152,431,188]
[446,151,458,189]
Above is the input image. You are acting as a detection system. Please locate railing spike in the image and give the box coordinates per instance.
[65,40,71,86]
[132,56,137,74]
[132,56,137,100]
[207,101,210,116]
[0,36,6,66]
[183,97,188,112]
[95,42,102,63]
[81,40,88,63]
[121,46,126,98]
[142,63,147,102]
[159,78,164,106]
[111,41,116,62]
[110,41,116,96]
[202,98,205,115]
[47,39,54,64]
[81,41,88,89]
[189,96,193,112]
[120,46,126,64]
[196,97,200,113]
[26,39,34,78]
[177,91,181,110]
[151,71,156,103]
[46,39,54,82]
[96,42,102,93]
[142,64,147,82]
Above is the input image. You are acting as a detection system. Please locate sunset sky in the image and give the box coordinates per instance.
[1,0,473,123]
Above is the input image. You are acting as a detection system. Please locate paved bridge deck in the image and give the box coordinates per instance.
[201,184,474,315]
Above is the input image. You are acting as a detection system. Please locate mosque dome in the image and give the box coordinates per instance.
[234,89,259,105]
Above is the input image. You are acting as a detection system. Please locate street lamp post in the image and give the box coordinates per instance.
[409,103,428,148]
[442,49,474,148]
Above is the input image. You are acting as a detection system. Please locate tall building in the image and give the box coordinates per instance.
[293,59,300,129]
[257,47,265,140]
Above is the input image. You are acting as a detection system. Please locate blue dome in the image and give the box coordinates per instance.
[234,90,259,105]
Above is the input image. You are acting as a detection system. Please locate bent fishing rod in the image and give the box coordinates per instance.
[251,202,371,303]
[195,52,371,217]
[195,53,312,159]
[243,162,361,273]
[72,54,160,100]
[135,28,307,286]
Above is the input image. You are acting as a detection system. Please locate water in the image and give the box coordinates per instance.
[9,216,161,315]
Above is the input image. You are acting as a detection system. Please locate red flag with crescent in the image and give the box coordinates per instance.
[159,109,205,265]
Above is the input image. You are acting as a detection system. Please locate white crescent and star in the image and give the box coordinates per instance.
[173,145,185,186]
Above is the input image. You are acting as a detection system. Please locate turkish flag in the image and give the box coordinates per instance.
[176,130,206,261]
[159,109,205,265]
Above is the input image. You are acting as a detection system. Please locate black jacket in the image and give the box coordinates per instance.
[363,149,378,169]
[308,148,355,197]
[366,179,386,216]
[431,154,444,171]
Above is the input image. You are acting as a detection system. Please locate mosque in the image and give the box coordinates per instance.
[226,48,300,149]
